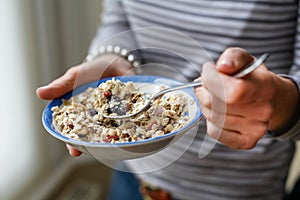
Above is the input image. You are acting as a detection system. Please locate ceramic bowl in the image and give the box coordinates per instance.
[42,75,203,160]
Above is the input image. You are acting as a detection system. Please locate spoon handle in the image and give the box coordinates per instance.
[154,81,203,98]
[155,53,270,97]
[233,53,270,78]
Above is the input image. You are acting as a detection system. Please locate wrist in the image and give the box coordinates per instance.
[82,45,141,79]
[268,73,300,134]
[86,45,140,69]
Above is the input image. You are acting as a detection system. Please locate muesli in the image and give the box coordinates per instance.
[51,78,189,143]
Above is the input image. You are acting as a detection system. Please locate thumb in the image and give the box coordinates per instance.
[36,67,78,100]
[216,47,254,75]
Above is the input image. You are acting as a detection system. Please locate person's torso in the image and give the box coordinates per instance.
[120,1,298,199]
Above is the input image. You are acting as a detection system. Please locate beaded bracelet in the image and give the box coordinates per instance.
[85,45,141,69]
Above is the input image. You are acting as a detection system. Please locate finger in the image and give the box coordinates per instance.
[202,57,255,104]
[197,86,269,137]
[203,106,265,133]
[202,61,272,104]
[194,82,212,109]
[222,64,274,104]
[198,94,272,133]
[194,75,227,116]
[66,144,82,157]
[206,120,242,149]
[197,89,273,122]
[206,120,260,149]
[36,66,79,100]
[196,64,273,121]
[225,100,273,122]
[216,47,254,75]
[201,62,227,102]
[197,89,267,130]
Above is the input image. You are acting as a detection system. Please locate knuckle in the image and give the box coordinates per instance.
[237,125,267,150]
[66,66,79,80]
[238,137,257,150]
[258,104,273,121]
[199,93,212,109]
[67,66,78,75]
[251,101,273,122]
[226,82,246,104]
[204,112,212,122]
[206,122,219,139]
[254,123,268,135]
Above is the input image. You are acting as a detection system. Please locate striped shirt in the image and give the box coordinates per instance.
[89,0,300,199]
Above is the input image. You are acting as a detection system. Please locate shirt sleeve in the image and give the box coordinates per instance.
[88,0,139,56]
[269,10,300,140]
[269,74,300,140]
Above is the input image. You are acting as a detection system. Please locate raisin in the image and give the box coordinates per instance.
[103,90,112,99]
[67,123,74,129]
[121,133,130,138]
[106,135,119,141]
[111,120,120,127]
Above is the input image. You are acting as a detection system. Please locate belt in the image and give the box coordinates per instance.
[140,181,172,200]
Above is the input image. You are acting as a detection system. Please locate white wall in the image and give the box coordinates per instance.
[0,1,46,199]
[0,0,101,199]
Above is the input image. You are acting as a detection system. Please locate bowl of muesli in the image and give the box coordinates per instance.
[42,75,203,160]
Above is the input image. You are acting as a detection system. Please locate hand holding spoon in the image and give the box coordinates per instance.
[103,53,270,119]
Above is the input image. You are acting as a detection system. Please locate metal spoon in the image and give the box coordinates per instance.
[103,53,269,119]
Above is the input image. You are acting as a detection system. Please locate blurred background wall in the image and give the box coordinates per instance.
[0,0,104,199]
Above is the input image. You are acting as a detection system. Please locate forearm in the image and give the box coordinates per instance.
[268,73,300,135]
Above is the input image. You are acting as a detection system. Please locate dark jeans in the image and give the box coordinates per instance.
[107,162,143,200]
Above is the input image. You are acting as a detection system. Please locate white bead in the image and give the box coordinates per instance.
[121,49,128,56]
[85,46,140,68]
[133,61,140,68]
[85,55,93,62]
[99,46,105,53]
[90,49,98,57]
[106,45,113,52]
[127,54,135,62]
[113,46,121,54]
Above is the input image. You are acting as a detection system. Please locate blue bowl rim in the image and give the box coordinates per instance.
[42,75,203,147]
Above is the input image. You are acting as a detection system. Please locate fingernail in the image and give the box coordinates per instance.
[219,59,233,68]
[37,86,48,91]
